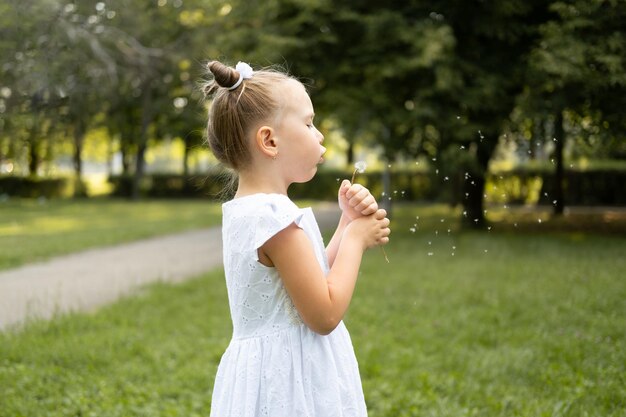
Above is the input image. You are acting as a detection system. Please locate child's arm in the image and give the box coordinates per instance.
[262,209,390,335]
[326,180,378,267]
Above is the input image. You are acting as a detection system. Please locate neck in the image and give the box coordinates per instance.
[235,169,289,198]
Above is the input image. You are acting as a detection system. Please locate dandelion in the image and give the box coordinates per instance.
[351,161,367,183]
[350,160,389,263]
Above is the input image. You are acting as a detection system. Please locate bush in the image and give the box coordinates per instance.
[107,173,234,200]
[106,167,626,206]
[488,167,626,206]
[0,176,74,198]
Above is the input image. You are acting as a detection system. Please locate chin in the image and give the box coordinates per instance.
[294,167,318,184]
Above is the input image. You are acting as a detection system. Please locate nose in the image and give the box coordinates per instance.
[316,126,324,143]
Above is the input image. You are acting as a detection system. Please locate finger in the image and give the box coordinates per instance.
[359,199,378,215]
[380,218,390,227]
[355,194,375,211]
[375,208,387,220]
[345,184,364,199]
[339,180,351,195]
[349,188,369,207]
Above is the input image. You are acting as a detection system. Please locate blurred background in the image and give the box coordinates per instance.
[1,0,624,227]
[2,2,626,416]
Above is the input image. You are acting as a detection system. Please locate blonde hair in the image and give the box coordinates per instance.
[202,61,295,171]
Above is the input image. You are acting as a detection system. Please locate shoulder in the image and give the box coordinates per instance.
[222,194,307,256]
[223,193,301,222]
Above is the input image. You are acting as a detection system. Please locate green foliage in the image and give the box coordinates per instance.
[0,176,75,198]
[107,173,233,199]
[1,205,625,416]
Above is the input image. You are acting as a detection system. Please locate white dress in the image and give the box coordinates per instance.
[210,193,367,417]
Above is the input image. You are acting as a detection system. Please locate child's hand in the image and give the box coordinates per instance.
[345,208,391,250]
[338,180,378,221]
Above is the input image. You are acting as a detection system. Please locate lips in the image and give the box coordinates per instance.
[319,147,327,163]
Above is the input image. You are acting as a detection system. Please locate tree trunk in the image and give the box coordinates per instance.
[131,85,153,200]
[73,123,84,179]
[553,110,565,216]
[346,141,354,165]
[381,161,392,219]
[27,130,40,177]
[183,139,190,176]
[461,137,498,229]
[73,122,87,197]
[462,173,486,228]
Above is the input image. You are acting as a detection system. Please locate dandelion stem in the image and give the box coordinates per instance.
[381,246,389,263]
[351,168,357,184]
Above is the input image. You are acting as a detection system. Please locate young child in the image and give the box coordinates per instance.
[202,60,391,417]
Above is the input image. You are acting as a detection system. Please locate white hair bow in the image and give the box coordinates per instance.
[228,61,254,90]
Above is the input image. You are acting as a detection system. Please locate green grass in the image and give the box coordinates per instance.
[1,204,625,416]
[0,198,222,270]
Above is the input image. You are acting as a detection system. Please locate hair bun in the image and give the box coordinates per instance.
[207,61,240,90]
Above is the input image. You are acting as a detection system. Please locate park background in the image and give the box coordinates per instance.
[1,0,625,416]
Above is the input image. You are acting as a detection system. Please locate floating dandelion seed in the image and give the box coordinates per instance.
[484,249,488,253]
[460,145,466,150]
[456,115,461,120]
[350,160,389,263]
[410,227,416,233]
[538,218,542,223]
[428,252,434,256]
[444,176,449,181]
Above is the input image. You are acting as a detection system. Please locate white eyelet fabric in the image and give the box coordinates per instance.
[210,193,367,417]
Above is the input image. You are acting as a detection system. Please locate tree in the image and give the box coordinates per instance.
[528,0,626,214]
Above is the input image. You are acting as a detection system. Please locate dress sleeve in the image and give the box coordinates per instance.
[250,198,306,261]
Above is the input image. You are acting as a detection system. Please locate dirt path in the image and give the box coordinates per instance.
[0,204,340,331]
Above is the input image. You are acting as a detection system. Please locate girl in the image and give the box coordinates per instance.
[202,60,391,417]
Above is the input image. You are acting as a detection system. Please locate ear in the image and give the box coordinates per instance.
[255,125,278,158]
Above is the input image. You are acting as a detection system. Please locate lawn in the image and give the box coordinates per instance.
[0,198,222,270]
[0,204,625,416]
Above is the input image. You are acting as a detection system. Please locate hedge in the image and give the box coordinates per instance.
[107,167,626,206]
[0,176,75,198]
[3,168,623,206]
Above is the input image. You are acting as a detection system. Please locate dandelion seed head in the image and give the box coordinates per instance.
[354,161,367,173]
